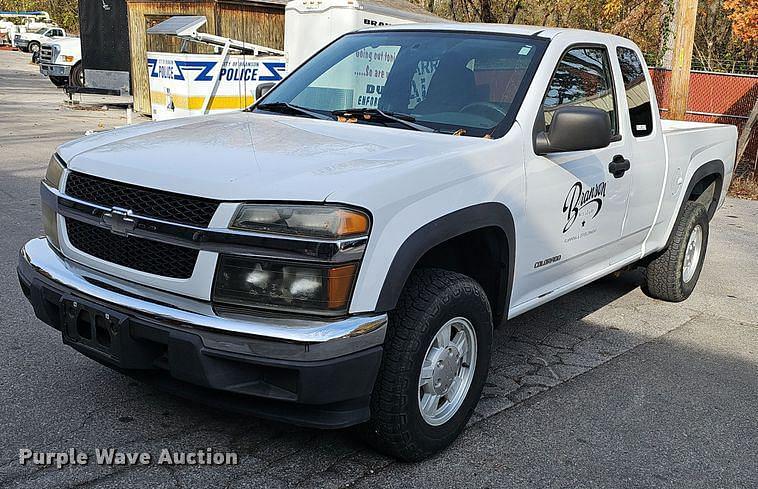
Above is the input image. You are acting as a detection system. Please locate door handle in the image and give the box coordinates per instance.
[609,154,630,178]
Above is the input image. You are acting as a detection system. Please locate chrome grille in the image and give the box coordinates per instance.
[40,45,53,63]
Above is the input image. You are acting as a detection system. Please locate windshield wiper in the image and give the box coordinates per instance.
[254,102,333,121]
[332,108,435,132]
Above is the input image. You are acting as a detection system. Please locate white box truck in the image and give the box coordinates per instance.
[284,0,442,68]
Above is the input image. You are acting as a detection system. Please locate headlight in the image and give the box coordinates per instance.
[230,204,370,239]
[44,154,65,190]
[62,55,74,62]
[42,154,65,250]
[213,256,358,315]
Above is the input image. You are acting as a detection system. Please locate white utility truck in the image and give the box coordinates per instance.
[14,25,66,53]
[0,10,52,47]
[39,36,83,87]
[19,25,737,461]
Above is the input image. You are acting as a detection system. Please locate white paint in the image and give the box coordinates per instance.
[54,25,738,311]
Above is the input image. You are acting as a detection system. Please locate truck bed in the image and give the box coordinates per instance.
[661,119,738,174]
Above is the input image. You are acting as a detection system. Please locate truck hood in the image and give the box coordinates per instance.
[58,112,486,202]
[46,36,79,47]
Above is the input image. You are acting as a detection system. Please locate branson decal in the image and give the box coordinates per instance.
[562,181,606,233]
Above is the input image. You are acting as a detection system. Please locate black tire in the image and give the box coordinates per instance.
[362,268,493,461]
[29,41,40,54]
[31,51,40,64]
[49,76,67,87]
[69,62,84,88]
[644,201,709,302]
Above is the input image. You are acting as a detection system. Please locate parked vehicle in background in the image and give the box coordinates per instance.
[0,20,15,45]
[40,37,83,88]
[19,25,737,461]
[14,26,65,54]
[0,10,51,47]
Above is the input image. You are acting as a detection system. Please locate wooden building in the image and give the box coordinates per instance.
[126,0,287,114]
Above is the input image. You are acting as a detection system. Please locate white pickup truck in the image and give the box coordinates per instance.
[19,24,737,461]
[14,25,65,53]
[39,36,83,87]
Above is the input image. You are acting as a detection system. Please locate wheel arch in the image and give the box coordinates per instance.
[374,203,515,323]
[666,159,724,248]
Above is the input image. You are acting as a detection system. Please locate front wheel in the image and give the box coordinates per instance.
[69,62,84,88]
[362,269,492,461]
[28,41,39,54]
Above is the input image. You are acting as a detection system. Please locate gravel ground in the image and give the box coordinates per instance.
[1,49,756,488]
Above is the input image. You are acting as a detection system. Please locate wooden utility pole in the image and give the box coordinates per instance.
[667,0,699,120]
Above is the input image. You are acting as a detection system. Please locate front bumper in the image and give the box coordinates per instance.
[40,63,71,77]
[15,38,29,49]
[17,238,387,428]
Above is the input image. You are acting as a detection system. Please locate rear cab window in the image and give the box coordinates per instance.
[616,47,654,137]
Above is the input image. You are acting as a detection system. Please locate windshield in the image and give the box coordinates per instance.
[256,30,546,137]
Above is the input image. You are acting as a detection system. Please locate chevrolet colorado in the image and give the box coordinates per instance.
[18,24,737,461]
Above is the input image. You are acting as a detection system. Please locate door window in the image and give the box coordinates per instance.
[616,47,653,137]
[542,47,618,135]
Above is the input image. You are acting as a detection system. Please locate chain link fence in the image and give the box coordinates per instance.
[644,60,757,178]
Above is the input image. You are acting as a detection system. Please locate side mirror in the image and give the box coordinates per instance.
[534,106,612,155]
[255,82,276,100]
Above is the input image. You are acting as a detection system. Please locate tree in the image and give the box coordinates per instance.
[0,0,79,33]
[724,0,758,44]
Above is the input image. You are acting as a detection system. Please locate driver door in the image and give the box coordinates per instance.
[511,45,633,308]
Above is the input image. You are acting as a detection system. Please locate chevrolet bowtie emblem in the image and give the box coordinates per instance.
[102,207,135,237]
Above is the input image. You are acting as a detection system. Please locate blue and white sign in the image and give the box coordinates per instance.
[146,52,287,121]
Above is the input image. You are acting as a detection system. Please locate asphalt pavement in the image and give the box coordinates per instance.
[1,49,756,488]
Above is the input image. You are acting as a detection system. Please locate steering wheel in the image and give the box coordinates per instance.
[460,102,510,120]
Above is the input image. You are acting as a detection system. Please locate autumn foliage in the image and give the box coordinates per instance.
[724,0,758,43]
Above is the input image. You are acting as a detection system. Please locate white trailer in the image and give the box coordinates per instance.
[284,0,441,68]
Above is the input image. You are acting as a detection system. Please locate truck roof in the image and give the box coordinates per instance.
[358,22,633,43]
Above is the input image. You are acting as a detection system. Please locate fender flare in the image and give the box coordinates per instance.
[374,203,516,321]
[667,159,724,247]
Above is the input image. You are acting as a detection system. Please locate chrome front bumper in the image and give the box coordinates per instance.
[18,238,387,361]
[40,63,71,77]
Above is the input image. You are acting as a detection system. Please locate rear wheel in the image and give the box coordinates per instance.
[362,269,492,461]
[49,76,67,87]
[69,62,84,88]
[643,201,709,301]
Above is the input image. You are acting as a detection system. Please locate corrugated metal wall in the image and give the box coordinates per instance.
[126,0,284,115]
